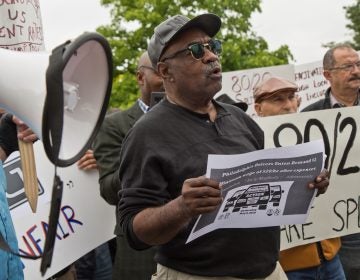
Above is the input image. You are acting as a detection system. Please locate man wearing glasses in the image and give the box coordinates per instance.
[302,44,360,111]
[302,44,360,280]
[118,13,328,279]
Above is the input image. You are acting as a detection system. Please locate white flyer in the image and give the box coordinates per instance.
[187,140,325,243]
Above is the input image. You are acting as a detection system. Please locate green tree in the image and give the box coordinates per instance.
[97,0,293,109]
[324,1,360,50]
[345,0,360,50]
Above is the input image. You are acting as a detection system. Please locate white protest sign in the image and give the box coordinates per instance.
[256,106,360,250]
[5,142,115,279]
[294,61,329,111]
[0,0,44,51]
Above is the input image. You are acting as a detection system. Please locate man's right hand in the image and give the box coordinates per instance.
[179,176,222,218]
[12,115,38,143]
[132,176,222,246]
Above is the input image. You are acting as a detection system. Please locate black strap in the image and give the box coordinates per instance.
[42,41,70,166]
[40,41,69,275]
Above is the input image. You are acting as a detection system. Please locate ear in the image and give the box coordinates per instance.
[296,95,302,107]
[323,70,332,82]
[136,70,145,86]
[157,61,173,81]
[254,103,262,116]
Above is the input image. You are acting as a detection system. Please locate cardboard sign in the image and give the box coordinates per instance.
[0,0,44,51]
[6,143,115,279]
[256,107,360,250]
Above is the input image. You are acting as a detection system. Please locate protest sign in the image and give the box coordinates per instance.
[294,61,329,111]
[256,106,360,250]
[0,0,44,51]
[6,142,115,279]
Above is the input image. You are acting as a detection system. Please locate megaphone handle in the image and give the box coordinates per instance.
[18,140,38,213]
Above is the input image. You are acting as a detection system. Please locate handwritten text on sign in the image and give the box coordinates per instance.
[256,106,360,250]
[0,0,44,51]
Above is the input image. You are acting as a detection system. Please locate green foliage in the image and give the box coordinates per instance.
[345,0,360,50]
[324,1,360,50]
[98,0,293,109]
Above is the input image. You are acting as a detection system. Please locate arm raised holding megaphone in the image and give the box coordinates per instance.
[0,32,112,276]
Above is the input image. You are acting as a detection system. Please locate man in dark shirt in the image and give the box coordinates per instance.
[118,13,329,279]
[302,43,360,280]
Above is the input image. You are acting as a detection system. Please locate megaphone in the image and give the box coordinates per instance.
[0,32,112,167]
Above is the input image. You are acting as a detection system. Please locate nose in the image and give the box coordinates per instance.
[353,63,360,73]
[283,98,297,113]
[202,47,219,63]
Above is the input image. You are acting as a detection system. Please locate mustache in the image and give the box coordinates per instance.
[205,61,221,75]
[349,75,360,81]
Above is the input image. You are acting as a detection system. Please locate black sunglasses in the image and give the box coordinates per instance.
[161,39,222,62]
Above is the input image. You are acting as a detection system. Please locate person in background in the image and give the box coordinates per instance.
[93,51,164,279]
[117,13,329,279]
[254,76,345,280]
[0,112,37,280]
[254,77,299,117]
[302,43,360,280]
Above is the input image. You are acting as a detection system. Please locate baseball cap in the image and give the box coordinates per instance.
[254,77,298,103]
[148,13,221,68]
[215,94,248,112]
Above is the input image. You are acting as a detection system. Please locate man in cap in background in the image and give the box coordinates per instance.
[254,76,299,117]
[254,76,345,280]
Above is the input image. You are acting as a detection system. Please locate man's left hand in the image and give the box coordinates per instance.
[308,169,330,196]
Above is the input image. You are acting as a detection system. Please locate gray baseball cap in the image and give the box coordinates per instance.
[148,13,221,68]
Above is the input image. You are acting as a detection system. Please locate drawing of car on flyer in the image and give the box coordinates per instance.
[223,184,283,213]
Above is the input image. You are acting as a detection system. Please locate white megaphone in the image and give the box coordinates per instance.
[0,32,112,167]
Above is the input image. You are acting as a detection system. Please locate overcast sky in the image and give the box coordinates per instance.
[40,0,355,65]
